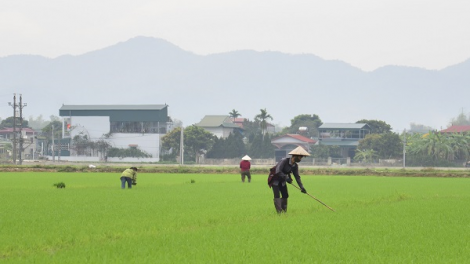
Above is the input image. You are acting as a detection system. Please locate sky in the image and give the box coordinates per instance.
[1,0,470,71]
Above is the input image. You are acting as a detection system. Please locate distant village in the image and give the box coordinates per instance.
[1,103,470,168]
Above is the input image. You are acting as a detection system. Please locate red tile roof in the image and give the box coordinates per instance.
[440,125,470,133]
[287,134,316,143]
[233,118,247,128]
[273,134,316,143]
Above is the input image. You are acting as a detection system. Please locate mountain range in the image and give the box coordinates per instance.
[1,36,469,132]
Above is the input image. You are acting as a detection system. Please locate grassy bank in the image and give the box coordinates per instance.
[1,164,470,177]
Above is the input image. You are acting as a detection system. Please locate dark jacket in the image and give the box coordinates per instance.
[272,157,304,189]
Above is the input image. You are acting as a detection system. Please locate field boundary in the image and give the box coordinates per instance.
[1,164,470,177]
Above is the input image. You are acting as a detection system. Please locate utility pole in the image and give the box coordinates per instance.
[8,94,27,165]
[403,129,407,168]
[8,94,17,164]
[58,128,61,162]
[18,94,26,165]
[180,124,184,165]
[52,125,55,162]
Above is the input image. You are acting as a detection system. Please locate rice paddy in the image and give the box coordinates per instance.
[1,172,469,263]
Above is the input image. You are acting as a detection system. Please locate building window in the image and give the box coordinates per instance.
[110,121,167,134]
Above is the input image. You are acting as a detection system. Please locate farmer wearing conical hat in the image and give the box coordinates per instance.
[271,146,310,213]
[240,155,252,183]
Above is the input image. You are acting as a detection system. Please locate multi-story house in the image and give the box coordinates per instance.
[58,104,170,162]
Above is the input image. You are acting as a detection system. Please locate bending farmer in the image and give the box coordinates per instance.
[271,146,310,213]
[120,167,138,189]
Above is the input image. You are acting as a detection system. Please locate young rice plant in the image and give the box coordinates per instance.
[1,172,469,263]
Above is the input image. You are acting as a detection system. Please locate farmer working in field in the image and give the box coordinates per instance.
[240,155,252,183]
[271,146,310,213]
[120,167,138,189]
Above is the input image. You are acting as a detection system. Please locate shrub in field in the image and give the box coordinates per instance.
[53,182,66,188]
[57,166,78,172]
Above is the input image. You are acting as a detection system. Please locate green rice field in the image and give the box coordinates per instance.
[1,171,469,263]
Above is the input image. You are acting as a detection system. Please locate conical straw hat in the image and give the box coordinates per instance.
[242,155,252,160]
[288,146,310,156]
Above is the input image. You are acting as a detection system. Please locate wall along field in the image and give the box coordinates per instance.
[1,172,469,263]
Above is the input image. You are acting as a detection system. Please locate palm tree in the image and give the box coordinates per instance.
[447,133,470,162]
[228,109,241,120]
[255,108,273,137]
[407,131,452,165]
[354,149,378,163]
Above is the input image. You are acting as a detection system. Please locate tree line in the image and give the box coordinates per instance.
[2,110,470,166]
[160,109,276,162]
[161,110,470,166]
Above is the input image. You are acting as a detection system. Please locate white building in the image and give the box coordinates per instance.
[58,104,170,162]
[195,115,242,138]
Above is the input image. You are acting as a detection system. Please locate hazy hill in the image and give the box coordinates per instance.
[1,36,469,132]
